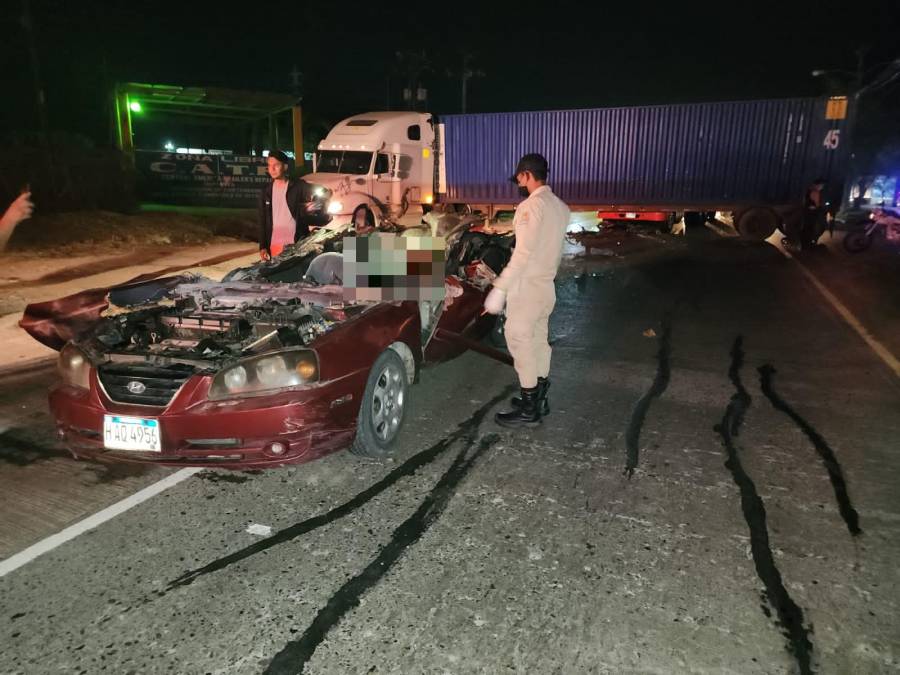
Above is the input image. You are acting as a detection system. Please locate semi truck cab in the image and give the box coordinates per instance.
[306,111,435,221]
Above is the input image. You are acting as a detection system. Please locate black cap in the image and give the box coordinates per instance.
[509,153,548,183]
[269,149,291,164]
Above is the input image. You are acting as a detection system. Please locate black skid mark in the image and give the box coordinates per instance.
[0,430,68,466]
[194,471,253,485]
[624,316,672,477]
[715,340,815,675]
[727,336,751,436]
[0,429,147,484]
[263,433,500,675]
[758,364,861,537]
[159,385,516,595]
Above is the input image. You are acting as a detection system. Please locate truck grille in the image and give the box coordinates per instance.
[97,363,196,407]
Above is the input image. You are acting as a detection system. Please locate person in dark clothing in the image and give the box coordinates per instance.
[800,178,827,250]
[258,150,329,259]
[349,203,377,235]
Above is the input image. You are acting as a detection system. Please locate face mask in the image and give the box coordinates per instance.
[517,185,529,198]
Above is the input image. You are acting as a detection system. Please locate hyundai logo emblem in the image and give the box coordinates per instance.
[127,381,147,395]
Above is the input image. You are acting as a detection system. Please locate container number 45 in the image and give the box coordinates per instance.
[823,130,841,150]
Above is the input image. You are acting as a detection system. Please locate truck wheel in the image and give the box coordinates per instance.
[736,207,778,240]
[662,212,677,233]
[780,209,802,242]
[350,350,409,458]
[683,212,705,232]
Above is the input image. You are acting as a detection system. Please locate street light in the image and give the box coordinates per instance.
[811,69,854,78]
[812,58,900,94]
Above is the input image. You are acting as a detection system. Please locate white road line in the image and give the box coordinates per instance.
[0,468,201,578]
[780,247,900,380]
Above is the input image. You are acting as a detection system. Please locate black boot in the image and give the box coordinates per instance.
[496,386,542,428]
[511,377,550,416]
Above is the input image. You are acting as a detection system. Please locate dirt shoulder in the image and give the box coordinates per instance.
[3,206,256,257]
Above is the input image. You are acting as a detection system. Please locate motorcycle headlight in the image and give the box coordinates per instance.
[58,343,91,390]
[326,200,344,215]
[208,349,319,400]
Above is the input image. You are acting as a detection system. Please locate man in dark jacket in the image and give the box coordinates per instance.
[799,177,827,251]
[258,150,329,259]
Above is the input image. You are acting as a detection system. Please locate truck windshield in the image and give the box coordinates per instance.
[315,151,373,175]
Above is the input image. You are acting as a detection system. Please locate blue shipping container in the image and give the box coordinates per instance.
[439,97,852,208]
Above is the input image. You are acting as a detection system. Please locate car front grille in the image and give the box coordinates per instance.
[97,363,196,407]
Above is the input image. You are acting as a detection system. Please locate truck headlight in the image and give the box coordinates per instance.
[208,349,319,400]
[326,200,344,215]
[58,343,91,390]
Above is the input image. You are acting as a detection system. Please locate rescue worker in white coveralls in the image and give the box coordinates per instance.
[483,153,570,428]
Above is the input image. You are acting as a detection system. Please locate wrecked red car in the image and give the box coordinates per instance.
[21,225,513,468]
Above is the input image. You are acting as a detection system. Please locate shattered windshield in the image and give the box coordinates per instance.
[315,151,373,175]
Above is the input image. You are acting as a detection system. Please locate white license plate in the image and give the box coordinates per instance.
[625,212,638,219]
[103,416,161,452]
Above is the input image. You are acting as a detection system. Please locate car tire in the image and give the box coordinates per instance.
[350,349,409,458]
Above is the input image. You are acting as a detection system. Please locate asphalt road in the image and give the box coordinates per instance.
[1,232,898,675]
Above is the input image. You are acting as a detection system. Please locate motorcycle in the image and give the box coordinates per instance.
[843,208,900,253]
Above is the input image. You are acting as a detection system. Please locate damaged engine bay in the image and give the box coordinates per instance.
[78,227,372,370]
[77,222,515,373]
[82,279,368,371]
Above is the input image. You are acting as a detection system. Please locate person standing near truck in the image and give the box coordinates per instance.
[800,177,827,250]
[258,150,328,260]
[483,153,570,428]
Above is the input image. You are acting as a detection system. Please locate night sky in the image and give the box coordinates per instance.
[2,0,898,149]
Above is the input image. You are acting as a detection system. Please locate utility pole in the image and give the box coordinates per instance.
[396,50,430,111]
[460,51,484,114]
[21,0,53,182]
[447,50,484,114]
[289,65,304,169]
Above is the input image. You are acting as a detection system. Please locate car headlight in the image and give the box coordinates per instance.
[208,349,319,400]
[326,200,344,215]
[58,343,91,390]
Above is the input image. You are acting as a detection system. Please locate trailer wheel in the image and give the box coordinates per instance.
[663,212,679,233]
[736,207,778,240]
[683,212,705,230]
[780,209,802,243]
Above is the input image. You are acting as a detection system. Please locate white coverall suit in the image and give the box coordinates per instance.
[492,185,570,388]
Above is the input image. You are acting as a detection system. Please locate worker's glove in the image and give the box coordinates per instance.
[483,287,506,315]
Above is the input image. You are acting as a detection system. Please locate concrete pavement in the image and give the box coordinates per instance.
[1,233,898,673]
